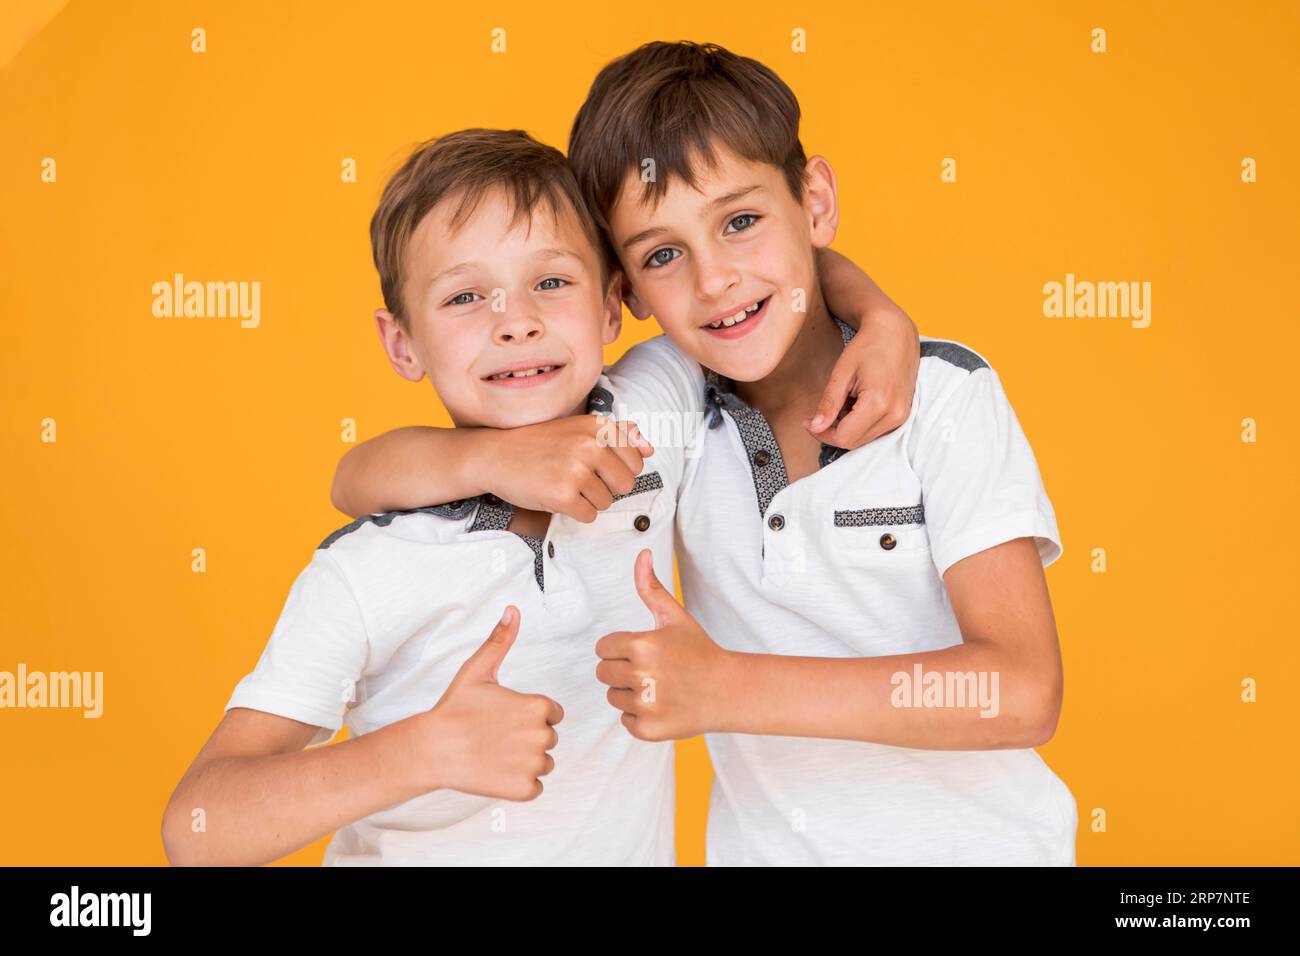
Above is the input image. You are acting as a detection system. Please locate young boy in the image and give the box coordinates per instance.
[162,128,919,866]
[334,42,1077,866]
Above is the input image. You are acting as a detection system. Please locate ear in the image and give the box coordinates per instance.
[803,155,840,249]
[374,309,426,383]
[620,272,653,322]
[601,272,625,346]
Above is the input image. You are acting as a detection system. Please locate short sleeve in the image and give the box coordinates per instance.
[224,549,370,747]
[909,364,1062,576]
[606,335,709,495]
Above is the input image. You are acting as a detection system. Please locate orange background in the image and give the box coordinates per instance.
[1,1,1297,865]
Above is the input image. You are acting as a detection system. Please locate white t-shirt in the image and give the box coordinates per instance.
[612,322,1077,866]
[225,369,689,866]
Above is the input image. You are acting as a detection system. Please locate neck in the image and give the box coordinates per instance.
[734,290,843,420]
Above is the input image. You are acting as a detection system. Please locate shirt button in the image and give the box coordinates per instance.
[447,500,464,509]
[752,449,771,467]
[547,541,556,558]
[879,533,897,550]
[634,514,651,532]
[768,514,785,531]
[484,493,502,507]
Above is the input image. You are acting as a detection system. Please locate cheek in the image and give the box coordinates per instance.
[639,272,692,325]
[423,332,479,389]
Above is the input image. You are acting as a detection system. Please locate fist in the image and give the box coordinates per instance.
[594,550,733,741]
[408,606,564,801]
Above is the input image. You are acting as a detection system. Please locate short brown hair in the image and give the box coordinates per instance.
[568,41,808,243]
[370,128,608,326]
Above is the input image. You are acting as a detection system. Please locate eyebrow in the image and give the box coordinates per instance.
[427,247,585,287]
[534,247,585,263]
[620,184,765,252]
[428,261,478,286]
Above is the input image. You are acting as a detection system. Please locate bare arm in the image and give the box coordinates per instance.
[332,425,482,518]
[163,609,564,866]
[331,419,653,520]
[714,539,1062,748]
[599,538,1062,750]
[817,247,909,328]
[810,248,920,447]
[161,709,429,867]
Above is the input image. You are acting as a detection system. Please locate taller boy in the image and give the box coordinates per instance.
[569,41,1078,865]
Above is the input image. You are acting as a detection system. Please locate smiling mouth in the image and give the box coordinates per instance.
[484,364,562,382]
[705,297,769,330]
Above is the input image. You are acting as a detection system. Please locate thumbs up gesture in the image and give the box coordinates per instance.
[594,549,735,741]
[406,606,565,801]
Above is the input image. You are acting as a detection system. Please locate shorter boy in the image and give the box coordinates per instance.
[163,130,685,865]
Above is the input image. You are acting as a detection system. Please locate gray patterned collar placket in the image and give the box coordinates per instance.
[702,315,858,518]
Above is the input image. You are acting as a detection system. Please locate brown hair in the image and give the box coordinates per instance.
[568,41,808,245]
[369,128,608,326]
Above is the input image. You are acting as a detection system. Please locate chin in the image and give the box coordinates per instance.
[693,336,785,384]
[484,394,586,430]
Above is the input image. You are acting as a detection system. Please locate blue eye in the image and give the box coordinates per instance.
[644,248,680,269]
[447,292,481,306]
[725,213,759,234]
[536,277,569,291]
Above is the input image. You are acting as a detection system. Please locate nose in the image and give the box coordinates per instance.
[694,245,741,302]
[491,296,545,345]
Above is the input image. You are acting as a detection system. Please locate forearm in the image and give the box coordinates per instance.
[712,639,1059,750]
[332,426,484,517]
[816,247,909,332]
[163,720,427,866]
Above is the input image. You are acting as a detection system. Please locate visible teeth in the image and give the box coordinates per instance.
[709,300,762,329]
[488,365,556,381]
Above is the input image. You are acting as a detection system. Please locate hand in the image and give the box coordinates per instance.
[404,606,564,801]
[594,549,734,741]
[472,416,654,523]
[806,248,920,448]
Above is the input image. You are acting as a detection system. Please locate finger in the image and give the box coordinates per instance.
[633,548,681,629]
[538,752,555,777]
[595,659,636,690]
[561,492,598,524]
[817,392,896,449]
[595,631,634,662]
[606,687,638,714]
[599,419,653,460]
[609,441,648,482]
[451,605,520,685]
[626,421,654,458]
[579,473,615,513]
[594,449,639,497]
[805,351,856,434]
[539,695,565,726]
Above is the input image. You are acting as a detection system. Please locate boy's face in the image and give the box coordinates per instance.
[608,143,838,383]
[376,187,620,428]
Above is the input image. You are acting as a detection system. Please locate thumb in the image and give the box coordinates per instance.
[451,605,520,686]
[806,350,855,434]
[634,549,682,629]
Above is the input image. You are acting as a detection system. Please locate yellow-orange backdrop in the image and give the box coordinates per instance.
[2,0,1297,866]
